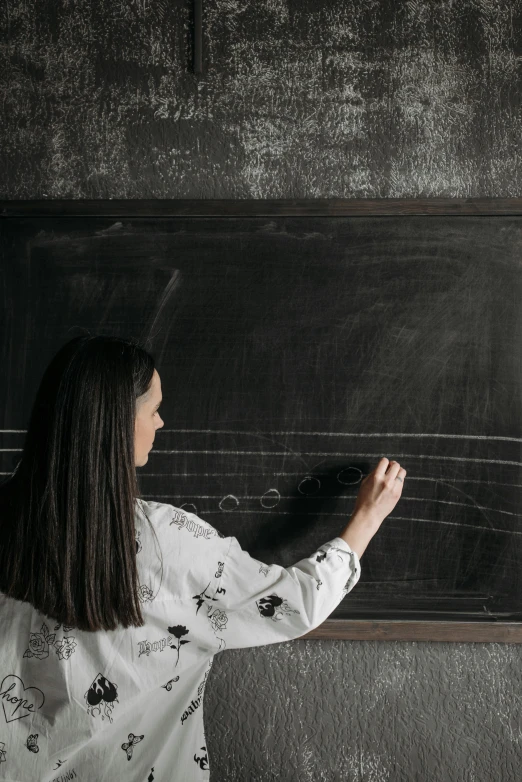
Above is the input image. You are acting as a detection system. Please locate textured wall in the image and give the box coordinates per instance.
[3,0,522,199]
[3,0,522,779]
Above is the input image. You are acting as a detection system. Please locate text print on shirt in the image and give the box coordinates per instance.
[170,509,225,539]
[0,674,45,723]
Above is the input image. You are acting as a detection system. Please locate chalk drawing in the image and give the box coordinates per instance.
[218,494,239,511]
[260,488,280,508]
[297,476,321,495]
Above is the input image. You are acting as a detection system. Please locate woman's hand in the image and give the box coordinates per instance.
[352,457,407,526]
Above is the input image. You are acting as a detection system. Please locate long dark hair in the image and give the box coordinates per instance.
[0,333,162,632]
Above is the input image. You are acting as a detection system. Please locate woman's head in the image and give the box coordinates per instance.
[135,367,164,467]
[0,333,163,631]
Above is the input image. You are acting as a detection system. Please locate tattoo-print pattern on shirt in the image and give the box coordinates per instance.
[135,525,162,602]
[192,557,226,615]
[192,582,217,616]
[204,604,228,652]
[169,508,225,539]
[51,768,77,780]
[23,622,77,661]
[138,633,172,657]
[190,563,229,650]
[317,545,355,590]
[26,733,39,753]
[137,584,155,603]
[342,552,360,593]
[194,745,209,770]
[161,676,180,691]
[180,663,212,727]
[85,674,119,723]
[0,674,45,723]
[0,741,6,763]
[168,625,190,666]
[256,594,300,622]
[121,732,144,761]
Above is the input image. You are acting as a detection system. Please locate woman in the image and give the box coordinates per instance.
[0,334,406,781]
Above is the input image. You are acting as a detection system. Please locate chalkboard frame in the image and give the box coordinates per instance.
[1,197,521,643]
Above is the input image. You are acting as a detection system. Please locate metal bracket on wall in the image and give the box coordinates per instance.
[193,0,202,74]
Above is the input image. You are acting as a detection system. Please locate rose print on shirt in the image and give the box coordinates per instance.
[256,594,300,622]
[206,604,228,633]
[23,623,56,660]
[23,622,77,662]
[168,625,190,667]
[85,674,119,723]
[54,637,77,660]
[137,584,154,603]
[205,605,228,653]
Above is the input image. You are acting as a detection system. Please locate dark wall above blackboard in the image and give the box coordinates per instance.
[1,200,521,640]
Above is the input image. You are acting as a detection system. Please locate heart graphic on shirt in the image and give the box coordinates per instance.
[0,674,45,723]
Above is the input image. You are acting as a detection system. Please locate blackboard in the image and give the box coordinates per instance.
[1,199,521,642]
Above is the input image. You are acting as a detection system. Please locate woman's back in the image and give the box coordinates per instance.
[0,499,361,782]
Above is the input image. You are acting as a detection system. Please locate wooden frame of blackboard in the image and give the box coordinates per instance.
[3,197,522,217]
[1,197,521,643]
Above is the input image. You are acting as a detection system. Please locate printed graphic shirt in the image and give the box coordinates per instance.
[0,498,361,782]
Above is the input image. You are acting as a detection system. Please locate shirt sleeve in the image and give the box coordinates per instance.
[205,532,361,651]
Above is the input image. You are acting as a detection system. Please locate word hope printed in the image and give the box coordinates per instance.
[138,634,173,657]
[0,674,45,723]
[169,509,224,539]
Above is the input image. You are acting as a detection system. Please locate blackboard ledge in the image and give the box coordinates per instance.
[4,197,522,217]
[302,620,522,643]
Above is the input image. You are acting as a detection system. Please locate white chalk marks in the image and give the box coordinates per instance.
[145,428,520,535]
[337,467,363,485]
[261,488,281,508]
[2,428,520,534]
[218,494,240,512]
[298,476,321,495]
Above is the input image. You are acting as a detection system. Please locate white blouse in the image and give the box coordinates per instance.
[0,498,361,782]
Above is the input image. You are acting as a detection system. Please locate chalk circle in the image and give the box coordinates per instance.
[337,467,363,485]
[219,494,239,511]
[180,502,198,514]
[297,476,320,495]
[261,488,281,508]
